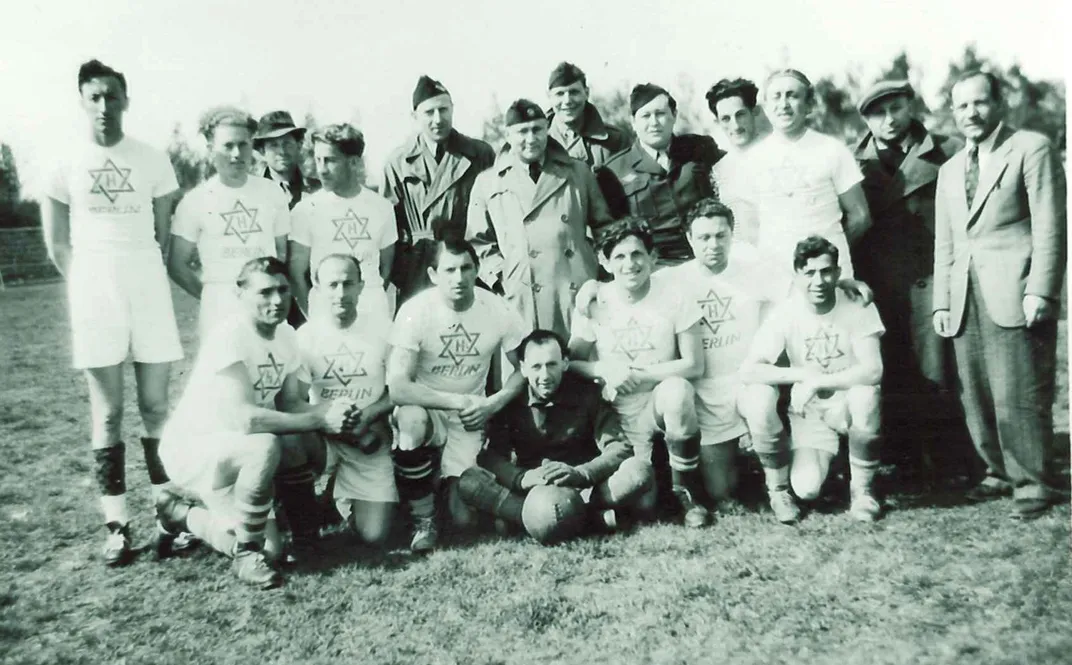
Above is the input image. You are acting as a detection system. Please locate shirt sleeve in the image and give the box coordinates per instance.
[46,161,69,204]
[391,301,423,352]
[152,152,180,198]
[201,323,248,376]
[290,200,312,246]
[852,302,886,339]
[673,289,703,333]
[170,192,202,242]
[831,142,864,195]
[747,304,788,363]
[570,313,596,344]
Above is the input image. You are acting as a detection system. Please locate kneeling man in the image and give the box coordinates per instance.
[568,219,708,527]
[156,258,349,588]
[740,236,885,522]
[458,330,655,543]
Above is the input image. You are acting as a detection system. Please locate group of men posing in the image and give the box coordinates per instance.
[42,57,1066,589]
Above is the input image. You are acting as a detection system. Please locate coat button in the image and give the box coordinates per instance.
[532,284,543,293]
[561,214,569,222]
[915,279,928,288]
[564,248,574,258]
[529,249,540,259]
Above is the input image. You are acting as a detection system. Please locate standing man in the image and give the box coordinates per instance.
[740,236,886,523]
[933,70,1067,519]
[288,124,396,321]
[156,257,349,588]
[168,107,291,339]
[740,69,871,301]
[457,330,655,543]
[598,83,724,266]
[546,62,630,169]
[467,99,612,339]
[387,238,529,552]
[253,110,321,210]
[569,219,709,527]
[705,78,763,245]
[42,59,186,566]
[382,76,495,304]
[853,80,970,484]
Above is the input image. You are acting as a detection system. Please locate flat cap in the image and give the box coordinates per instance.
[858,79,914,115]
[505,99,546,126]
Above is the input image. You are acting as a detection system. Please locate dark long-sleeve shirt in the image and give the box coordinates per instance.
[480,373,632,491]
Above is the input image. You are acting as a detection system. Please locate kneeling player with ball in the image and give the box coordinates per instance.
[458,330,655,544]
[155,258,352,588]
[740,236,885,522]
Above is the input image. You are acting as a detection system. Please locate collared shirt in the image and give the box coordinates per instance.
[639,141,670,171]
[968,122,1004,176]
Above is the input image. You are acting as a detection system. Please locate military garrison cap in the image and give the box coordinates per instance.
[548,62,586,89]
[629,83,676,116]
[505,99,547,126]
[413,75,450,110]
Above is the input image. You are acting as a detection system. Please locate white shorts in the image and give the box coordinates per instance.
[199,282,241,340]
[159,429,250,525]
[391,406,484,478]
[694,378,748,445]
[323,437,398,504]
[615,392,659,462]
[67,251,183,369]
[788,391,851,456]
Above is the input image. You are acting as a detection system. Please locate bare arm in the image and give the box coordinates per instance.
[214,363,338,435]
[810,335,883,390]
[631,323,706,382]
[152,192,178,257]
[166,235,203,299]
[41,198,72,278]
[287,240,312,315]
[386,346,468,411]
[838,183,872,245]
[379,244,395,288]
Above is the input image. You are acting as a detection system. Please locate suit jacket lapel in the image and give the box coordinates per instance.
[898,133,941,200]
[966,126,1013,225]
[423,151,472,215]
[525,159,567,219]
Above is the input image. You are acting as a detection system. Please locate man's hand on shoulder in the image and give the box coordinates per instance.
[837,278,874,306]
[574,279,601,318]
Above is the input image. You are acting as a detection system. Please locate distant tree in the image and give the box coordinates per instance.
[808,69,867,144]
[167,124,211,192]
[0,143,41,228]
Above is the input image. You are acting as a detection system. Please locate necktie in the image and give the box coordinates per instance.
[965,145,979,208]
[657,152,670,172]
[434,144,446,164]
[529,162,542,183]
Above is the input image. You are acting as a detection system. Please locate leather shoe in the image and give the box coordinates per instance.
[966,479,1012,502]
[1009,497,1056,521]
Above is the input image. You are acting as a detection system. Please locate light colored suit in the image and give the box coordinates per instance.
[933,123,1066,501]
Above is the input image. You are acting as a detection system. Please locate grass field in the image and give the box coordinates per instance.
[1,282,1070,665]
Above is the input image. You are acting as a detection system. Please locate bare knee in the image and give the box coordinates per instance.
[738,384,782,437]
[394,406,432,450]
[791,451,830,501]
[847,386,881,434]
[278,433,325,471]
[653,378,697,438]
[235,433,282,472]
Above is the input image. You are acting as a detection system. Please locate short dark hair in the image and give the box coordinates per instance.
[517,329,568,362]
[312,123,366,158]
[765,69,814,103]
[199,106,258,141]
[313,253,362,285]
[686,198,735,232]
[78,59,127,95]
[236,256,289,288]
[953,69,1004,103]
[430,237,479,270]
[793,235,839,272]
[706,78,759,114]
[596,217,655,259]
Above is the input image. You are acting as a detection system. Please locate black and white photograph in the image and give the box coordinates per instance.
[0,0,1068,663]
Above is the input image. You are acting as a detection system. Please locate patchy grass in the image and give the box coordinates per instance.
[0,282,1069,665]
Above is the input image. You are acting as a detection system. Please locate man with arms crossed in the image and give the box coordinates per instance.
[458,330,655,543]
[933,70,1067,519]
[42,59,186,566]
[288,124,396,321]
[168,107,291,339]
[569,219,708,527]
[387,238,528,552]
[740,236,885,523]
[294,254,397,547]
[155,258,350,588]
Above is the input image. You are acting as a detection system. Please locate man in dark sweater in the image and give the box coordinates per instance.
[457,330,655,543]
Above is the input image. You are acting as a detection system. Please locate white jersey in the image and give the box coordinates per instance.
[169,317,299,436]
[739,129,862,296]
[571,277,702,402]
[657,246,768,385]
[172,176,291,284]
[295,313,392,407]
[47,137,179,254]
[752,291,885,375]
[291,188,397,290]
[392,289,528,397]
[709,150,758,246]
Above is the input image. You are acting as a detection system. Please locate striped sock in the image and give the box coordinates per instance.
[667,435,701,491]
[394,448,436,518]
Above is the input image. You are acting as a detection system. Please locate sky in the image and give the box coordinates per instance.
[1,0,1066,196]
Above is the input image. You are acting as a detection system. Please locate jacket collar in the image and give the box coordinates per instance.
[548,103,612,141]
[403,129,481,162]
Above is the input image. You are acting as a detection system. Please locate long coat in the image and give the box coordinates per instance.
[547,103,630,170]
[854,122,960,390]
[467,143,612,339]
[597,135,723,264]
[382,130,495,300]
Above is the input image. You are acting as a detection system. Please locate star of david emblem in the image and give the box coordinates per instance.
[611,317,655,361]
[771,155,809,198]
[804,328,846,369]
[322,343,367,386]
[698,289,735,336]
[88,159,135,203]
[220,200,263,244]
[332,209,372,250]
[439,323,481,366]
[253,352,286,401]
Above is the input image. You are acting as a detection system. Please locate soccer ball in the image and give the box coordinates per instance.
[521,485,586,545]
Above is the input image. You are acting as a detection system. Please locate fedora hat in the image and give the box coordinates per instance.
[252,110,306,148]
